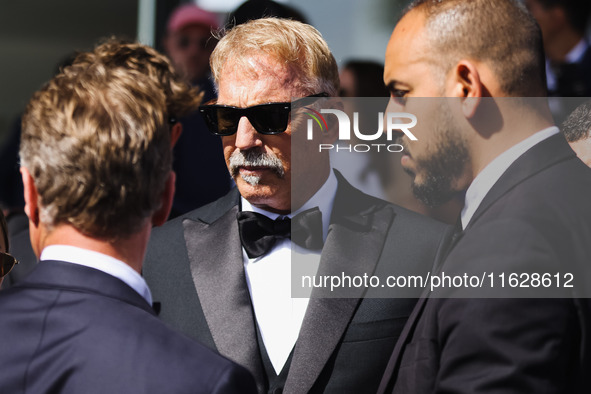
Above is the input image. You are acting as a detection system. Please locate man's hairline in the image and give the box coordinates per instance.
[214,54,320,106]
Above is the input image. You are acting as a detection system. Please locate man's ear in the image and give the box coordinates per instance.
[20,167,39,227]
[450,60,482,118]
[171,123,183,147]
[152,171,176,227]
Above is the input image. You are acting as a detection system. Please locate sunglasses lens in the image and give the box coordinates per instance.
[248,104,290,135]
[0,253,16,278]
[199,93,326,136]
[216,108,242,135]
[200,104,290,136]
[200,107,240,136]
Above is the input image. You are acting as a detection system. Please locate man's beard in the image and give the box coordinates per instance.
[228,149,285,186]
[405,106,469,207]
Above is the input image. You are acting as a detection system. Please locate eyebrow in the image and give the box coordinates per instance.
[385,81,402,93]
[210,99,291,108]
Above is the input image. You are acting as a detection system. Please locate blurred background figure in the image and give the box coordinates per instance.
[562,100,591,167]
[525,0,591,123]
[339,60,389,98]
[525,0,591,97]
[163,3,219,86]
[332,60,390,200]
[0,119,24,219]
[0,211,18,288]
[162,4,232,218]
[227,0,308,27]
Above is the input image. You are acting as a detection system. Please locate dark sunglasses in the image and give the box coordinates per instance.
[0,252,18,278]
[199,92,328,136]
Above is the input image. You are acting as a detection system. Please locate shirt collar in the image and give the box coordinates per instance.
[40,245,153,305]
[461,126,560,229]
[241,169,338,241]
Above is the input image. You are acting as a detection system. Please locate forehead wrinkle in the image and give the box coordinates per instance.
[218,55,302,107]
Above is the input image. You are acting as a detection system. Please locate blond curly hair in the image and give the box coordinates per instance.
[20,61,171,239]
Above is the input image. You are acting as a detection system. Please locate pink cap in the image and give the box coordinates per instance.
[167,4,219,33]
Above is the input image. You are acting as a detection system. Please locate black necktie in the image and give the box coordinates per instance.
[237,207,324,259]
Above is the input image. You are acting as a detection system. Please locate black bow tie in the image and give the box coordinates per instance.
[237,207,324,259]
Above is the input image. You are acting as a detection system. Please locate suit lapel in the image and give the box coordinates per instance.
[468,133,575,230]
[376,223,457,394]
[376,290,430,394]
[183,204,266,392]
[285,173,395,393]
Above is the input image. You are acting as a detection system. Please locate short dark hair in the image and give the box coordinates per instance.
[535,0,591,34]
[562,100,591,142]
[406,0,547,97]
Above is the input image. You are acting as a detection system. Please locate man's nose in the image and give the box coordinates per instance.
[234,117,262,150]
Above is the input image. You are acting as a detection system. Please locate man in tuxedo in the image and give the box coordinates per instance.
[379,0,591,393]
[0,49,255,393]
[143,18,452,394]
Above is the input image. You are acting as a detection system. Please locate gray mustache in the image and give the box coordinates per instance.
[229,150,285,178]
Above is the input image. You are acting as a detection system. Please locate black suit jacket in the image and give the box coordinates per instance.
[144,171,453,394]
[0,260,256,394]
[379,134,591,393]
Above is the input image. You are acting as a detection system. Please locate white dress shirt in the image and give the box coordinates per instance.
[461,127,559,230]
[40,245,153,305]
[241,170,338,374]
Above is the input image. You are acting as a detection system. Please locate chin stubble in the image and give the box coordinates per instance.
[409,105,469,207]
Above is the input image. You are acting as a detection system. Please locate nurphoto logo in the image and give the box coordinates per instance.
[304,108,417,153]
